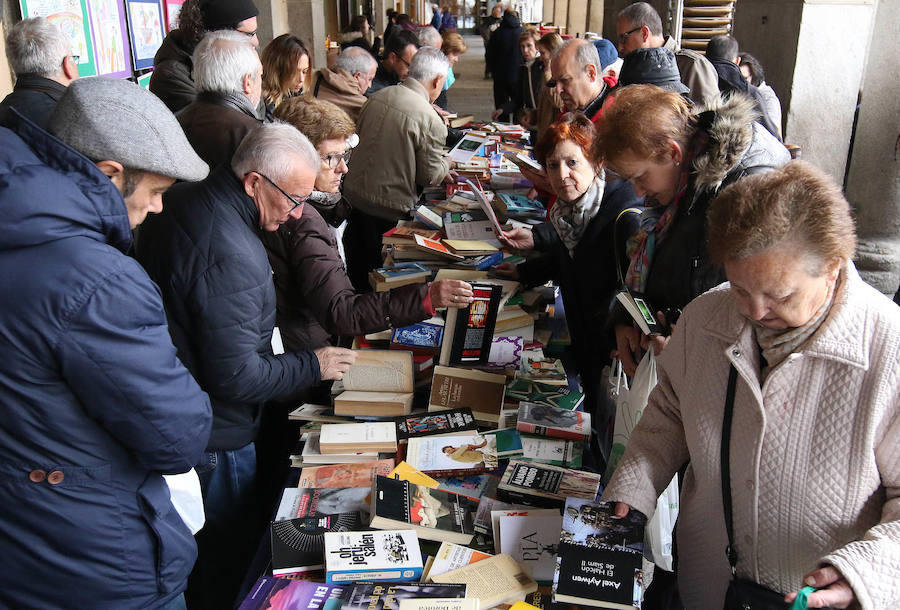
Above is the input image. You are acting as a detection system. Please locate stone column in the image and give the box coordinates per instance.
[373,0,388,40]
[255,0,290,47]
[844,0,900,295]
[286,0,327,71]
[586,0,604,35]
[735,0,875,182]
[553,0,567,30]
[543,0,555,24]
[566,0,588,36]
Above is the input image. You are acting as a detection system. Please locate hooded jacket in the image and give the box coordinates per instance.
[0,113,212,608]
[486,12,524,86]
[149,29,197,113]
[612,94,790,327]
[136,165,321,451]
[309,67,368,123]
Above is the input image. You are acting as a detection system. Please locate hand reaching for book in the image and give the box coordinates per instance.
[492,262,519,280]
[785,566,856,608]
[498,227,534,252]
[613,324,642,376]
[430,279,473,308]
[314,346,357,380]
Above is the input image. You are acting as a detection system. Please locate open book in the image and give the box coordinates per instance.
[333,350,414,416]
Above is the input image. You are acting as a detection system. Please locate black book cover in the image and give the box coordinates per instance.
[334,581,467,609]
[270,512,363,576]
[394,408,477,441]
[446,283,502,365]
[553,498,646,609]
[371,476,476,538]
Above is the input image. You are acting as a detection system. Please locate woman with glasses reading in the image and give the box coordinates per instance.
[259,97,472,354]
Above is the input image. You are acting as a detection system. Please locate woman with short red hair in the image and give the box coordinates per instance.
[496,113,642,454]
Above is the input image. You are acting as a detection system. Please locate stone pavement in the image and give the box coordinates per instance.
[445,33,496,123]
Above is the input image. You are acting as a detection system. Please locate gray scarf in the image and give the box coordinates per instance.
[549,173,605,257]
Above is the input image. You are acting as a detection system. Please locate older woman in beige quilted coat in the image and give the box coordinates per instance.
[602,161,900,609]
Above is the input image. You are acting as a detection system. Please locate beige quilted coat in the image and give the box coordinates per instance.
[602,263,900,609]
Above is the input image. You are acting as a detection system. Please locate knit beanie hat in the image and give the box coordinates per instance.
[201,0,259,30]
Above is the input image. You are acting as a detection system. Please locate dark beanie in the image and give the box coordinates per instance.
[201,0,259,29]
[619,47,690,94]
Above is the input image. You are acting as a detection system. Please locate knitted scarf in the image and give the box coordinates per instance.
[549,173,605,257]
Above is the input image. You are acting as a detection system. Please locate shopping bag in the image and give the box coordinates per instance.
[602,351,656,481]
[163,468,206,535]
[645,475,679,571]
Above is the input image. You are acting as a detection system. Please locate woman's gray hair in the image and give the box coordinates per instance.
[231,121,320,183]
[418,26,442,49]
[193,29,260,94]
[334,46,376,76]
[407,46,450,84]
[5,17,70,77]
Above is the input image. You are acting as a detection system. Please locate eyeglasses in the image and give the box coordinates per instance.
[320,150,352,169]
[397,55,411,68]
[252,172,308,213]
[618,26,642,44]
[237,28,258,39]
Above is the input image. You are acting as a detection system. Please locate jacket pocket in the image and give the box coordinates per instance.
[137,476,197,595]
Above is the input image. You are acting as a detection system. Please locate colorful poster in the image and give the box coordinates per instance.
[164,0,184,32]
[125,0,165,70]
[136,71,153,89]
[19,0,97,77]
[88,0,132,77]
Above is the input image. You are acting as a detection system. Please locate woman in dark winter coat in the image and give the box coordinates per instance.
[486,9,524,122]
[495,113,643,452]
[259,97,472,352]
[594,84,790,376]
[492,28,544,122]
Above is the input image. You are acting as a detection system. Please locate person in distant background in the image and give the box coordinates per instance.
[486,8,524,122]
[367,29,420,95]
[532,31,565,143]
[491,28,541,122]
[340,14,375,56]
[0,17,78,128]
[307,46,376,123]
[481,3,504,78]
[739,51,783,139]
[150,0,259,113]
[260,33,309,119]
[435,31,467,110]
[439,3,457,32]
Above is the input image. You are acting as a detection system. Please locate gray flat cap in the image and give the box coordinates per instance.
[47,77,208,182]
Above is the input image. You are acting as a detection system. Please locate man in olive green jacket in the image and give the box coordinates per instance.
[342,47,453,290]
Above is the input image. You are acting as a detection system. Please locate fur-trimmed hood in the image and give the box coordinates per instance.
[691,93,789,193]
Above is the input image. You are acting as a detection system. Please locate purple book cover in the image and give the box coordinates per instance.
[238,577,344,610]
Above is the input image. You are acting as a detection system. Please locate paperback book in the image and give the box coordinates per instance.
[391,322,444,356]
[497,513,563,583]
[319,422,398,454]
[518,355,567,386]
[439,284,502,366]
[431,553,537,608]
[615,291,665,336]
[270,512,363,577]
[276,487,372,522]
[520,435,583,468]
[298,459,395,489]
[483,428,524,458]
[423,541,492,582]
[428,366,507,426]
[397,599,480,610]
[300,433,379,464]
[495,192,546,220]
[324,530,424,583]
[327,581,467,610]
[369,476,478,545]
[435,473,499,503]
[334,350,414,417]
[497,461,603,508]
[237,577,344,610]
[404,433,499,477]
[553,498,646,609]
[394,408,477,442]
[516,402,591,443]
[504,379,584,411]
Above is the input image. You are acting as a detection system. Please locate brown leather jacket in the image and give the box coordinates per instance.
[260,204,431,351]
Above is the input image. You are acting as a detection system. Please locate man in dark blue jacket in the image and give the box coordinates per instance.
[0,16,79,128]
[136,122,357,609]
[0,78,212,608]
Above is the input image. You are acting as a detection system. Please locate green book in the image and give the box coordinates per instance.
[504,379,584,411]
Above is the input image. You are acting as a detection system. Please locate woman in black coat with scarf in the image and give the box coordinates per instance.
[495,113,642,458]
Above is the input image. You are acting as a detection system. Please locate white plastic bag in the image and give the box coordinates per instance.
[645,475,679,571]
[603,351,656,480]
[163,468,206,535]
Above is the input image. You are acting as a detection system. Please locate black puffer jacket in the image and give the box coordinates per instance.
[136,165,321,451]
[149,29,196,113]
[613,94,790,326]
[0,75,66,128]
[486,12,524,86]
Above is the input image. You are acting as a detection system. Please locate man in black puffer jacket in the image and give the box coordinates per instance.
[136,123,356,610]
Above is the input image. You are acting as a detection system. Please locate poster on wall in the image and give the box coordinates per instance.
[164,0,184,32]
[88,0,132,77]
[125,0,165,70]
[19,0,97,77]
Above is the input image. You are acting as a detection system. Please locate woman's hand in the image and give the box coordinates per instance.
[491,108,504,121]
[520,166,551,193]
[613,502,633,518]
[498,227,534,252]
[612,324,642,376]
[430,280,473,309]
[785,566,856,609]
[492,262,520,280]
[644,312,674,356]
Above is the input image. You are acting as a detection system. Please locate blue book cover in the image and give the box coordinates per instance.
[391,322,444,351]
[496,192,546,218]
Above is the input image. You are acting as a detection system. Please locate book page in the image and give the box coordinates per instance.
[343,350,413,392]
[433,554,535,605]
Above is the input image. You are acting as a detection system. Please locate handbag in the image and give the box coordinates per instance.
[720,366,796,610]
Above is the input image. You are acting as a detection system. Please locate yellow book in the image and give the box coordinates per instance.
[509,603,541,610]
[388,460,439,488]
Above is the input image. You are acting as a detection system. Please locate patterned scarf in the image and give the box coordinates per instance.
[549,173,605,257]
[754,270,840,378]
[623,167,691,292]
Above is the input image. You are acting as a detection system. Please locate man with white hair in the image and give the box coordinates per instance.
[0,17,78,127]
[136,122,357,609]
[177,29,263,167]
[418,25,443,50]
[307,45,377,123]
[342,46,453,290]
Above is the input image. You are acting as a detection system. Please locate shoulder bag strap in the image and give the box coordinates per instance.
[721,364,739,575]
[613,206,642,289]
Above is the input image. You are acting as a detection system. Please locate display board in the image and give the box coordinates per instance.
[164,0,184,32]
[124,0,165,70]
[88,0,133,77]
[19,0,97,77]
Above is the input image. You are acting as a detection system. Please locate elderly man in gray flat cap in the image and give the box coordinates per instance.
[0,77,212,609]
[136,122,357,609]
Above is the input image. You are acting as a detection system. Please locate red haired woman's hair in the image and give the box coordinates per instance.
[535,112,598,167]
